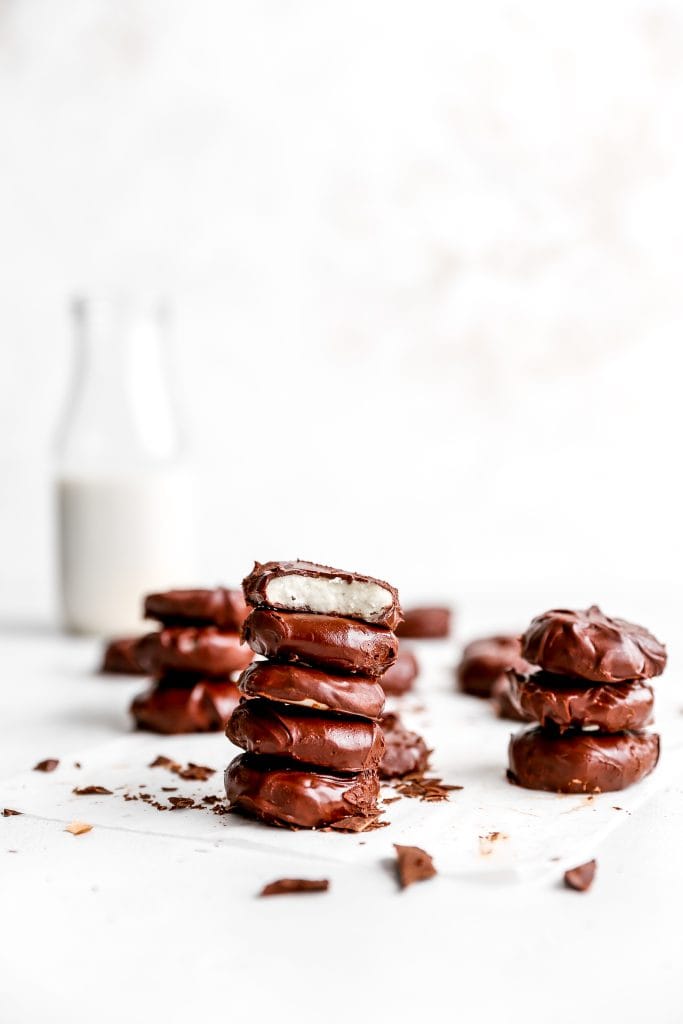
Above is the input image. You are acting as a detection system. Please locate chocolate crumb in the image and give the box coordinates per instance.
[479,831,509,855]
[177,762,215,781]
[34,759,59,772]
[259,878,329,897]
[74,762,81,769]
[168,796,195,809]
[161,786,178,792]
[72,786,113,796]
[149,755,181,772]
[564,860,597,892]
[2,808,22,817]
[394,844,437,889]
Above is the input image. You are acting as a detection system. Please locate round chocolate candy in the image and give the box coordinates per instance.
[227,698,384,772]
[521,606,667,683]
[131,678,241,734]
[509,671,654,733]
[225,752,381,828]
[396,606,452,639]
[144,587,248,630]
[507,727,660,793]
[379,712,430,779]
[101,636,145,675]
[136,627,253,678]
[381,647,419,696]
[490,675,533,723]
[242,609,398,677]
[457,634,532,698]
[238,660,385,719]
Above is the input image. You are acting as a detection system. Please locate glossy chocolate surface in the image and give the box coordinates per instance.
[144,587,248,629]
[509,671,654,733]
[131,679,240,734]
[227,698,384,771]
[136,627,253,678]
[224,752,380,828]
[242,609,398,677]
[243,560,402,629]
[379,712,430,779]
[101,636,145,675]
[457,634,532,698]
[508,726,660,793]
[396,606,451,639]
[521,606,667,683]
[381,647,419,696]
[238,660,385,719]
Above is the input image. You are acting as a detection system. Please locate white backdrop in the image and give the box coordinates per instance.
[1,0,682,621]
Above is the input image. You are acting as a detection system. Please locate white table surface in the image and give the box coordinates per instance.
[1,605,682,1024]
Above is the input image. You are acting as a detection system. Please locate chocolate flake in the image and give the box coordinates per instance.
[161,786,178,792]
[72,786,113,796]
[65,821,93,835]
[564,859,597,892]
[2,808,22,817]
[394,844,437,889]
[389,770,462,803]
[34,759,59,772]
[259,878,330,897]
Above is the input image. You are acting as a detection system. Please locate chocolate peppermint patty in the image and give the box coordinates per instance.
[242,560,402,629]
[521,606,666,683]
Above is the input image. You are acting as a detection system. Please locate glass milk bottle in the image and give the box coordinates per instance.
[54,295,196,635]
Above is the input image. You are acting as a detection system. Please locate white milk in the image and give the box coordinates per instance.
[57,467,196,635]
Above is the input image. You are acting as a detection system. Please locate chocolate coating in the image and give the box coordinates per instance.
[381,647,419,696]
[227,698,385,772]
[242,609,398,677]
[225,752,380,828]
[101,636,145,675]
[396,606,451,639]
[144,587,248,629]
[509,671,654,733]
[379,712,430,779]
[136,627,253,678]
[238,660,385,719]
[508,727,660,793]
[457,635,533,698]
[131,679,240,734]
[521,606,667,683]
[243,560,402,629]
[490,675,533,723]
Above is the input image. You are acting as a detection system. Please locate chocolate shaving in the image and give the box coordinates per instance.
[389,770,462,803]
[259,878,330,897]
[394,844,437,889]
[564,859,597,892]
[33,759,59,772]
[322,814,388,833]
[72,786,113,796]
[161,786,178,792]
[2,808,22,817]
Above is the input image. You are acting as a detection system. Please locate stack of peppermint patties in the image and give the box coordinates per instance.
[131,588,253,734]
[225,560,402,829]
[507,606,666,793]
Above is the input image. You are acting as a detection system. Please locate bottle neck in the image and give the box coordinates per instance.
[55,295,183,475]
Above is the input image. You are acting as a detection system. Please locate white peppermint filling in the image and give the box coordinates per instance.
[265,575,392,621]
